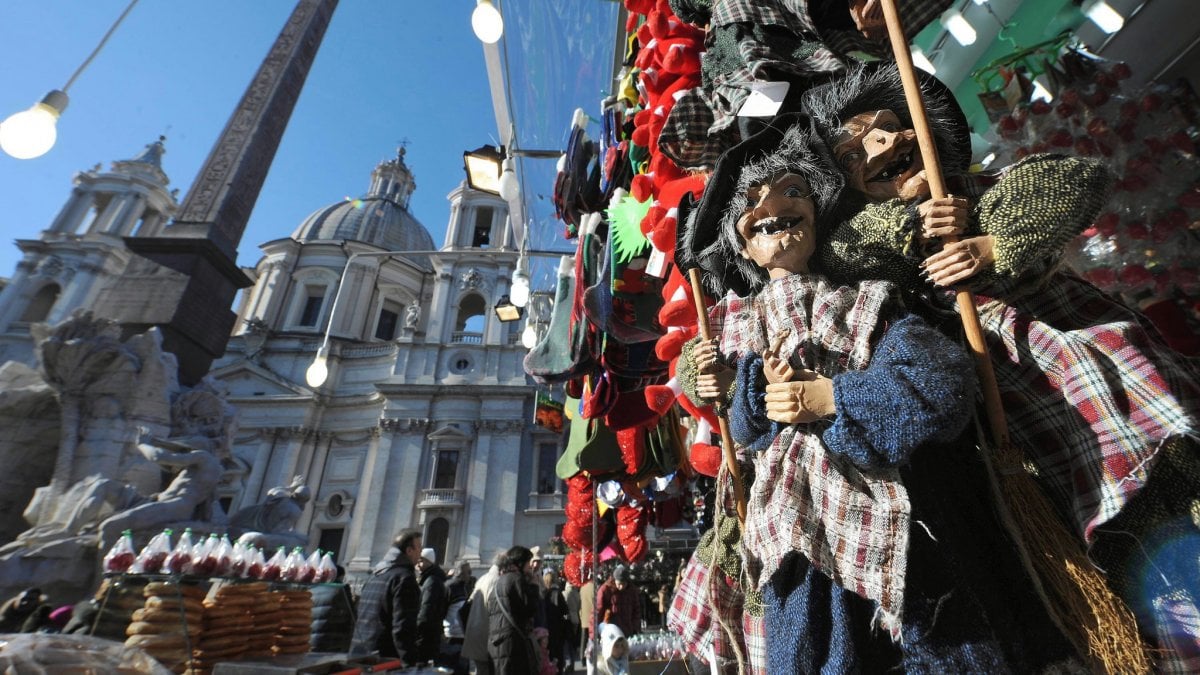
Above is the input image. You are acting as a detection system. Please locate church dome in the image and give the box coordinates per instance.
[292,148,434,251]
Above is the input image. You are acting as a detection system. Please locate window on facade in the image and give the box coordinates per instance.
[453,294,486,341]
[19,284,60,323]
[536,441,561,494]
[298,285,325,326]
[432,449,460,489]
[472,206,493,247]
[318,527,345,563]
[375,302,400,340]
[425,518,449,566]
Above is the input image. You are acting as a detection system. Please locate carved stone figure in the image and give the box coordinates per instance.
[96,434,225,549]
[229,475,311,550]
[404,303,421,330]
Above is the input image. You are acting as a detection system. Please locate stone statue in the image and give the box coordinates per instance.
[229,476,311,550]
[96,434,225,549]
[404,303,420,330]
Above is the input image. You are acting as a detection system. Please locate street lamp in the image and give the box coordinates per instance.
[463,144,504,194]
[493,295,522,322]
[0,0,140,159]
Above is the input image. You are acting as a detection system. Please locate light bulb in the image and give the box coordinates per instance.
[0,90,68,160]
[498,157,519,201]
[911,48,937,75]
[510,276,530,308]
[305,349,329,387]
[1084,0,1124,34]
[471,0,504,44]
[521,323,539,349]
[941,9,976,46]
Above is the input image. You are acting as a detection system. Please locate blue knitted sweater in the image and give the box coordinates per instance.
[737,314,1079,673]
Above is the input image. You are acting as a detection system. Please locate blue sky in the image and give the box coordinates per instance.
[0,1,585,280]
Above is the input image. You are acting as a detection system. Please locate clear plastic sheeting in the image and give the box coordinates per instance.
[0,632,172,674]
[500,0,621,289]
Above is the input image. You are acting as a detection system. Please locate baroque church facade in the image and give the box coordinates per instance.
[0,141,565,578]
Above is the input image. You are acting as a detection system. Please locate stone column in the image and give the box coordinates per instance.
[385,419,428,542]
[90,195,130,235]
[48,188,93,234]
[462,423,494,562]
[116,196,147,236]
[241,429,279,507]
[346,424,394,573]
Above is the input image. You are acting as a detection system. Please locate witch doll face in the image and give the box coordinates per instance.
[736,172,817,278]
[833,109,928,202]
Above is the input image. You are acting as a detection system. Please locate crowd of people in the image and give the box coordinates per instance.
[2,528,672,674]
[350,530,671,675]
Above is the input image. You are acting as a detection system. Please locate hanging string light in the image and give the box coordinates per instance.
[471,0,504,44]
[0,0,140,159]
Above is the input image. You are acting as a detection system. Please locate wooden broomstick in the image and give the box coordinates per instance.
[688,267,747,524]
[878,1,1150,671]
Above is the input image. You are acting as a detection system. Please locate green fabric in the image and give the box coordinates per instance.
[977,154,1111,282]
[693,506,764,617]
[818,154,1112,298]
[678,335,736,413]
[606,192,652,265]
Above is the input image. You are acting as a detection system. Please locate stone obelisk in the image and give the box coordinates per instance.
[91,0,338,384]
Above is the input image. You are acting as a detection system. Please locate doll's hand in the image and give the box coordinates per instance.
[916,196,971,242]
[849,0,886,41]
[692,338,724,374]
[763,330,795,384]
[921,234,995,286]
[697,368,734,405]
[764,370,835,423]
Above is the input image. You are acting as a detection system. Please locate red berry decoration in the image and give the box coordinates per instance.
[1125,220,1150,240]
[1119,264,1153,287]
[1030,99,1052,116]
[1074,137,1097,156]
[1086,117,1111,138]
[1111,62,1133,80]
[1049,129,1073,148]
[1084,89,1111,108]
[1094,212,1120,236]
[1167,131,1196,154]
[998,114,1021,138]
[1118,101,1140,121]
[1060,88,1080,106]
[1093,72,1118,91]
[1116,122,1136,142]
[1056,102,1077,119]
[1141,92,1164,112]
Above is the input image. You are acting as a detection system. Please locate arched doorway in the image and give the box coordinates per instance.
[425,517,450,566]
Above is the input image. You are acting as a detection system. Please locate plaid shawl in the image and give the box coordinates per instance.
[710,273,910,637]
[659,0,951,169]
[819,156,1200,544]
[977,274,1200,542]
[668,547,747,668]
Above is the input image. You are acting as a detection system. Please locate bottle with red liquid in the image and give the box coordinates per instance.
[280,547,307,582]
[103,530,137,574]
[298,549,321,584]
[212,535,235,577]
[316,551,337,583]
[190,533,219,576]
[132,528,172,574]
[166,528,195,575]
[246,546,266,580]
[229,540,248,578]
[263,546,287,581]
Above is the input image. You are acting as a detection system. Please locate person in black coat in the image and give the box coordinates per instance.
[540,570,570,674]
[310,565,356,653]
[485,546,538,675]
[416,547,448,664]
[349,529,423,662]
